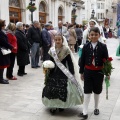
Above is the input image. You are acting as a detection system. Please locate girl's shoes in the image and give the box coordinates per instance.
[94,109,99,115]
[50,108,65,115]
[50,109,57,115]
[59,108,64,112]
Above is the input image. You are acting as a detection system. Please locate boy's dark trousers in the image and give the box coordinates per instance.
[84,68,104,94]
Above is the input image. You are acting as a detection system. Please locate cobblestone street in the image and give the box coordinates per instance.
[0,38,120,120]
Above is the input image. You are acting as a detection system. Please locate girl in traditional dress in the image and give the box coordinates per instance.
[82,19,105,45]
[42,33,83,114]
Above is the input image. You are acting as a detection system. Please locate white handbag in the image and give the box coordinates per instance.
[1,48,11,55]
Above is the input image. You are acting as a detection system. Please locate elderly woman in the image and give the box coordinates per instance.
[6,23,17,80]
[0,19,14,84]
[15,22,30,76]
[68,24,77,53]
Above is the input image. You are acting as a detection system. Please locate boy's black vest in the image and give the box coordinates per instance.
[79,41,108,74]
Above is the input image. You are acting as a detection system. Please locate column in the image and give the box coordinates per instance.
[51,0,55,26]
[54,0,58,26]
[0,0,9,25]
[48,0,52,21]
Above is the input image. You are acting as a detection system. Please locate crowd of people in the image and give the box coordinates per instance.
[0,18,114,119]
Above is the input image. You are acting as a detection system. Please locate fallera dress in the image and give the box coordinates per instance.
[42,46,83,108]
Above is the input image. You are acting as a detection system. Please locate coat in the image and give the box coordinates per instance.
[0,30,13,68]
[27,25,42,47]
[79,41,108,74]
[75,28,83,40]
[15,29,30,66]
[6,31,17,53]
[41,28,51,46]
[68,27,77,45]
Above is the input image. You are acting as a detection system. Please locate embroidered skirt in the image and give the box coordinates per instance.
[42,78,82,108]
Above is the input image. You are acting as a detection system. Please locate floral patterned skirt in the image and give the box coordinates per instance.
[42,77,83,108]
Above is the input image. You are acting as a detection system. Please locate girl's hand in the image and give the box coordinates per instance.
[80,74,84,81]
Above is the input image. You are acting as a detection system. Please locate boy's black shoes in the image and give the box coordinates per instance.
[94,109,99,115]
[78,113,88,119]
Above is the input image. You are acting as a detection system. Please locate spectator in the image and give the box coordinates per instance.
[48,24,57,46]
[41,23,52,61]
[15,22,30,76]
[0,19,14,84]
[68,24,77,53]
[25,24,30,36]
[75,24,83,52]
[27,21,42,68]
[6,23,17,80]
[54,21,69,41]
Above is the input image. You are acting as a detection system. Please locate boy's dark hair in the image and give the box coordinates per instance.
[89,27,100,34]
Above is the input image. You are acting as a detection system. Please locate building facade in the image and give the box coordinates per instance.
[0,0,84,26]
[82,0,115,27]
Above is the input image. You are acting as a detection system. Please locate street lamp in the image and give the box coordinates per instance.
[91,9,95,19]
[72,2,77,14]
[72,2,77,23]
[29,0,36,23]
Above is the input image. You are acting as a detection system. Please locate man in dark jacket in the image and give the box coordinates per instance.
[27,21,42,68]
[41,23,51,61]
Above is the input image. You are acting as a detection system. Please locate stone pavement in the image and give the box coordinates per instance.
[0,38,120,120]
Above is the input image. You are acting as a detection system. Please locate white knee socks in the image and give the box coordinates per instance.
[83,94,91,115]
[94,93,99,109]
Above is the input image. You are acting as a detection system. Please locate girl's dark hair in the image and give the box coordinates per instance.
[89,27,100,34]
[0,19,5,30]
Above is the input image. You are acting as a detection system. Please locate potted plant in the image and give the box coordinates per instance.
[72,15,77,18]
[27,5,37,12]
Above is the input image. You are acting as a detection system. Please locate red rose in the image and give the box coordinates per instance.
[103,58,106,62]
[108,57,113,62]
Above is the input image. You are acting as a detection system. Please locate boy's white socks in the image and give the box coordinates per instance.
[83,94,91,115]
[94,93,99,109]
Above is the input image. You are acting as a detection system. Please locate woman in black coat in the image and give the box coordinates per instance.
[0,19,14,84]
[15,22,30,76]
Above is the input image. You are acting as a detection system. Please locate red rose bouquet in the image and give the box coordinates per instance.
[102,57,114,99]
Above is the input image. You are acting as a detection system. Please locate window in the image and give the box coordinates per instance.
[58,7,63,16]
[97,3,100,9]
[101,3,104,9]
[9,0,20,7]
[39,2,46,12]
[97,13,104,19]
